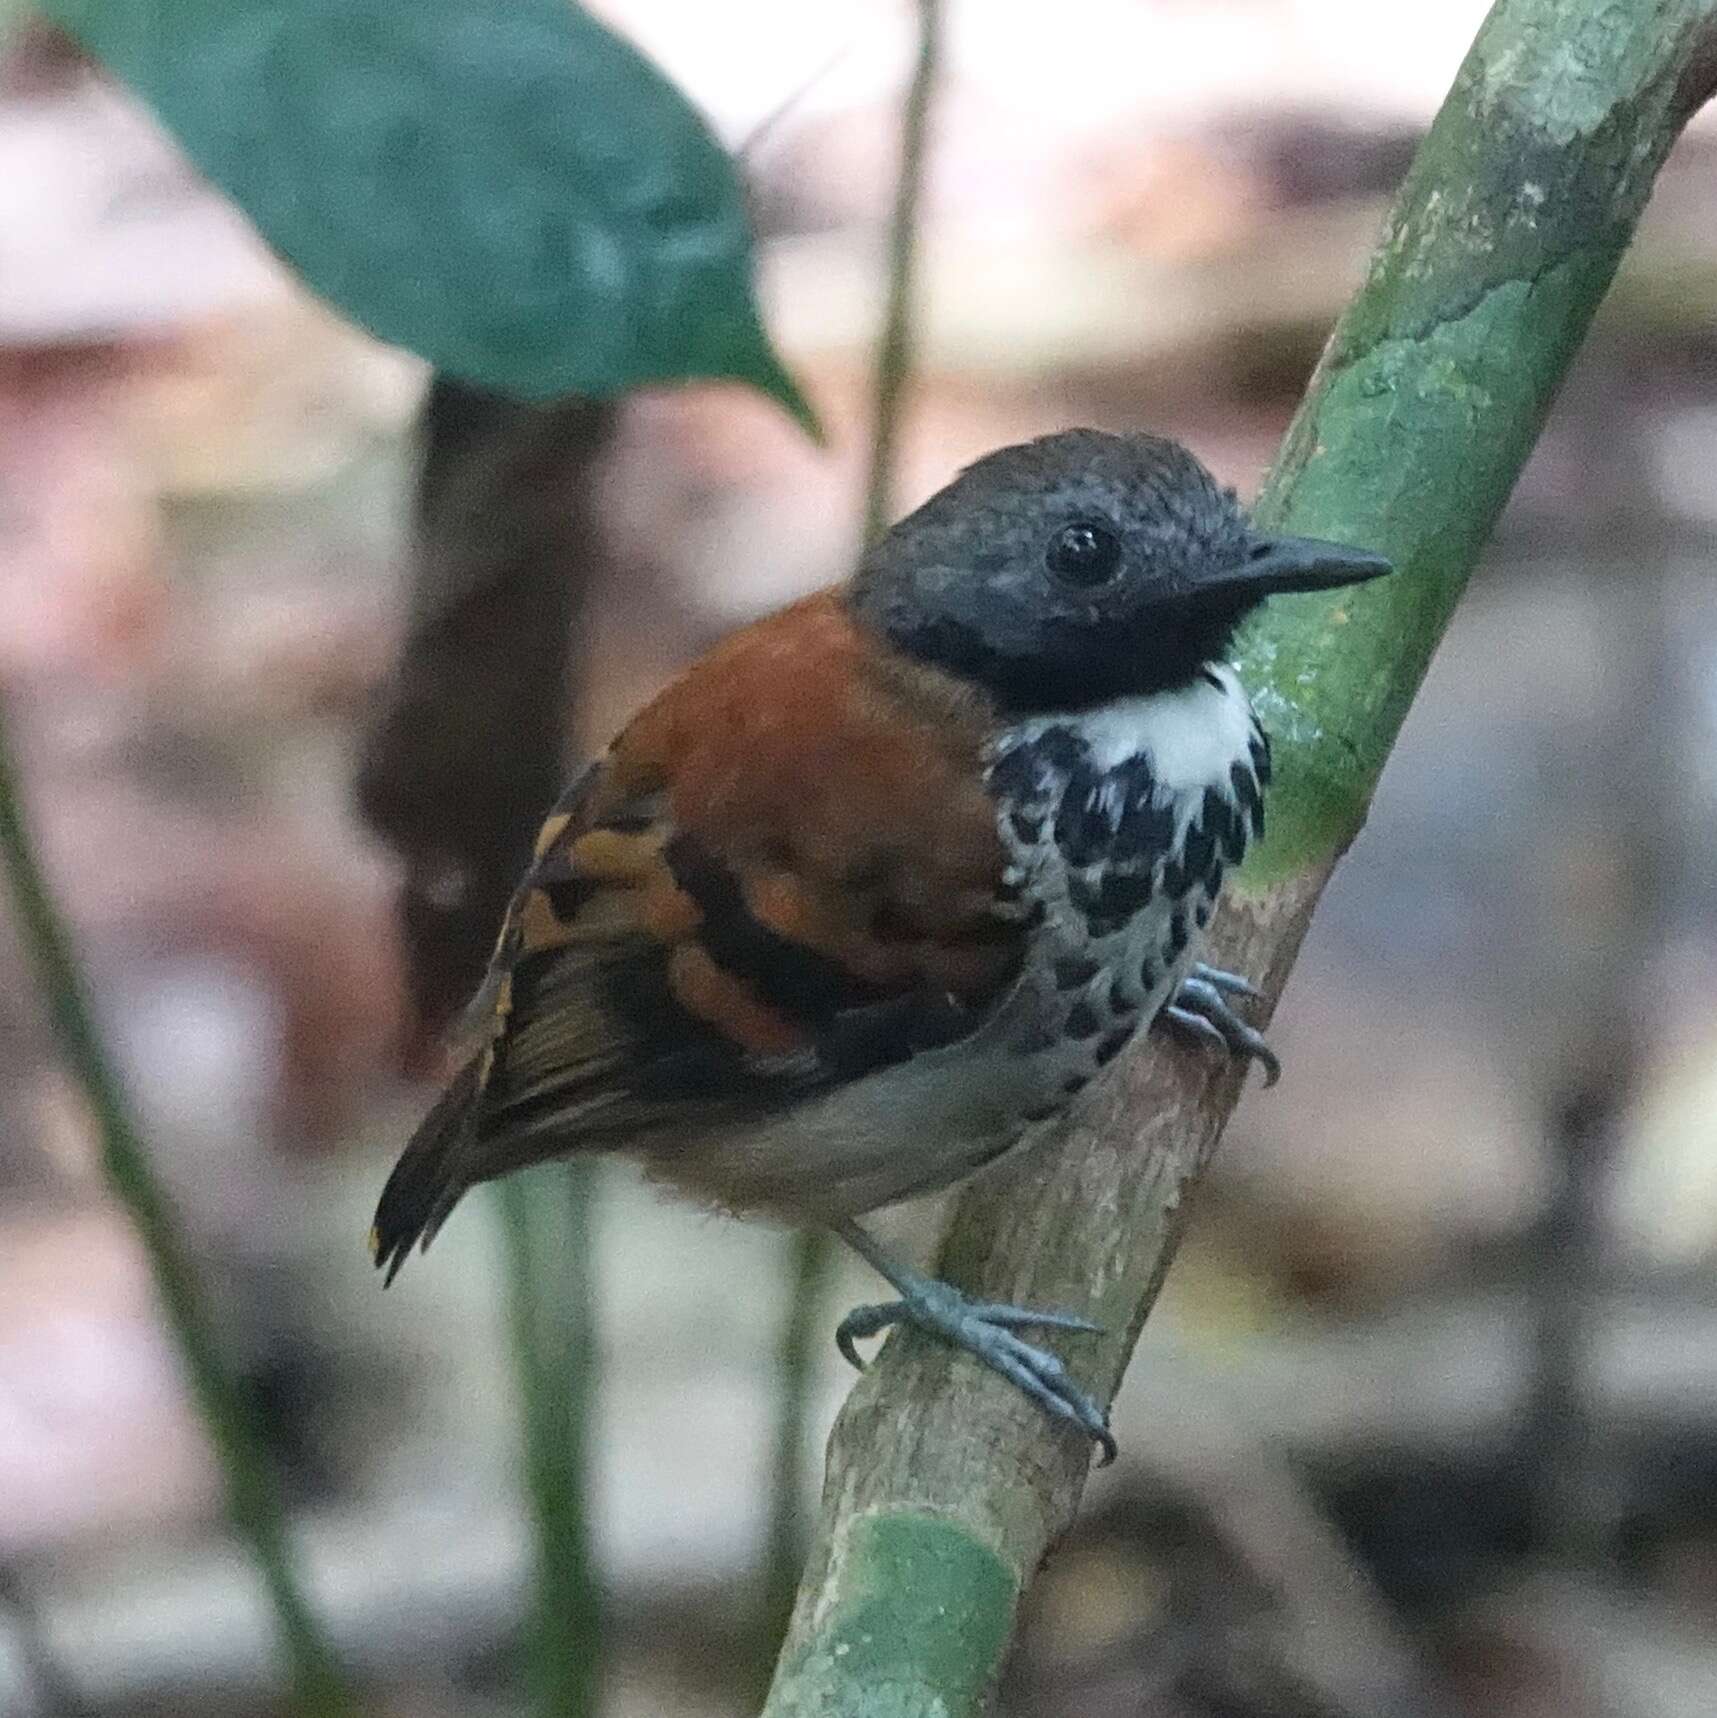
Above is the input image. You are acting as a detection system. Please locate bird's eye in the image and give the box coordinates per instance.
[1046,521,1123,587]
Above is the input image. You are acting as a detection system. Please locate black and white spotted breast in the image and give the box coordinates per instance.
[980,670,1270,1107]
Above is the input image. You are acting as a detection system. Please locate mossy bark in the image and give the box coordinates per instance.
[761,4,1717,1713]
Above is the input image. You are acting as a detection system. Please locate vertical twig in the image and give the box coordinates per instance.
[755,0,944,1670]
[859,0,943,548]
[499,1163,604,1718]
[757,1228,837,1670]
[0,712,350,1715]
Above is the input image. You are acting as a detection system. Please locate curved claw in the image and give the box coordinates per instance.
[831,1284,1115,1463]
[1227,1019,1282,1087]
[1162,1002,1227,1051]
[836,1300,897,1371]
[1162,973,1282,1087]
[981,1334,1117,1465]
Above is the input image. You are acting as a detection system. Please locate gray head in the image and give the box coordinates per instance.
[849,429,1390,710]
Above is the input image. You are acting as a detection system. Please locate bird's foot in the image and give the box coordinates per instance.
[1160,962,1280,1086]
[835,1275,1115,1464]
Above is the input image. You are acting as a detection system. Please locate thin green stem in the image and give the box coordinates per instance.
[753,0,946,1675]
[498,1163,603,1718]
[756,1228,837,1670]
[859,0,943,548]
[0,706,349,1716]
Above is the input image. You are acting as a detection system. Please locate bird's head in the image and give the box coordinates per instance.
[849,429,1391,710]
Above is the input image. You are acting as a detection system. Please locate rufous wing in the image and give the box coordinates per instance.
[372,593,1026,1279]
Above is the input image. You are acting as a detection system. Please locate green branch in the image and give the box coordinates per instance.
[1243,0,1717,878]
[761,3,1717,1713]
[0,712,350,1715]
[498,1164,603,1718]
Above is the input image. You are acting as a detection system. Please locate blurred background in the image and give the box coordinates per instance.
[3,1,1717,1714]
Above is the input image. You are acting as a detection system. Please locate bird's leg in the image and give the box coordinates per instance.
[1159,962,1280,1085]
[830,1218,1115,1463]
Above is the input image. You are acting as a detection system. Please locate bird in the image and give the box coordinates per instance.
[370,428,1390,1460]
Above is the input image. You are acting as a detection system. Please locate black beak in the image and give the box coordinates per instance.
[1191,534,1393,606]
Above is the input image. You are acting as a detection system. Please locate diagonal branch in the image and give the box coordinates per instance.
[761,2,1717,1712]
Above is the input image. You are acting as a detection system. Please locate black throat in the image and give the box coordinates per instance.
[873,602,1251,713]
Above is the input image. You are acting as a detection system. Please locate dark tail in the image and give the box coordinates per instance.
[371,1056,485,1285]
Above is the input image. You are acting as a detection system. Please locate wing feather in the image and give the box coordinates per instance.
[373,593,1024,1271]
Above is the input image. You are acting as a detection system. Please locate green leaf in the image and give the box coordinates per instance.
[47,0,813,426]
